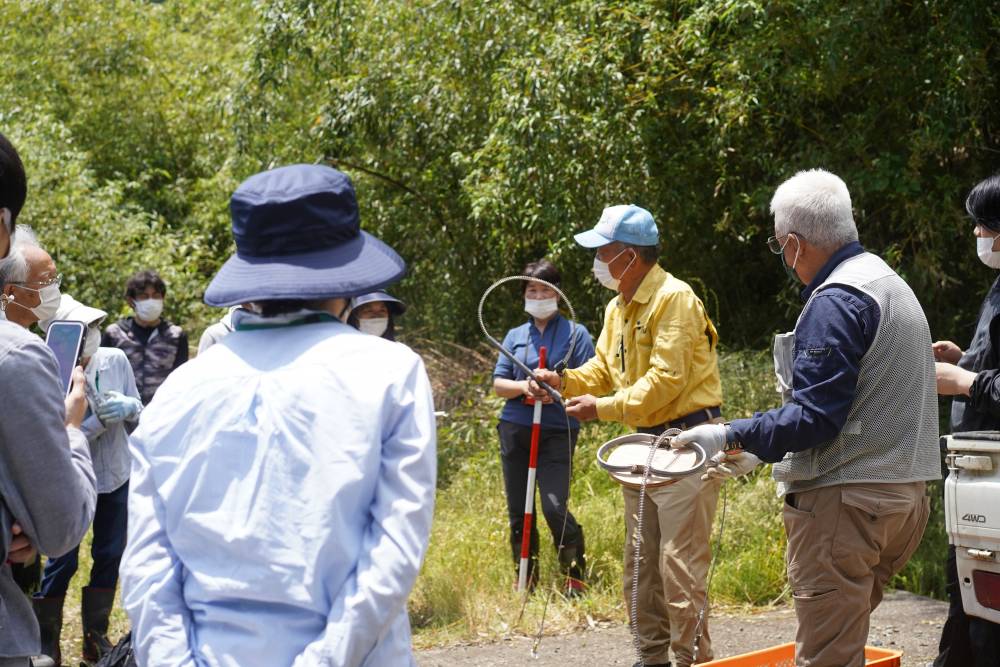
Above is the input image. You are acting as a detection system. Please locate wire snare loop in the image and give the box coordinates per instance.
[477,275,579,405]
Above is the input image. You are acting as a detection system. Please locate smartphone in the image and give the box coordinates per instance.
[45,320,86,396]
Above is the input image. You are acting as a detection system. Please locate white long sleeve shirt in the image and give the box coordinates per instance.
[120,312,437,666]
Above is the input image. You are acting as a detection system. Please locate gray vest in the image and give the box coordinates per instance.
[772,252,941,495]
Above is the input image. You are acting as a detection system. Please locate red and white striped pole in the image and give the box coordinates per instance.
[518,346,547,593]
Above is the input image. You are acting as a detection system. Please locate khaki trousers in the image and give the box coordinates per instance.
[784,481,930,667]
[623,471,722,666]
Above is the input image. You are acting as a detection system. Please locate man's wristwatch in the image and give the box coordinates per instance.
[724,423,744,453]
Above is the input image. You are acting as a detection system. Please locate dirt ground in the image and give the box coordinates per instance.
[416,590,946,666]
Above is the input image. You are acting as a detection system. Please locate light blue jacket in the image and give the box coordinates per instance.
[120,311,437,666]
[81,347,141,493]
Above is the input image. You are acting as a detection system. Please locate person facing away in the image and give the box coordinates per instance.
[0,131,97,667]
[119,164,437,667]
[673,168,940,667]
[33,295,142,666]
[101,269,188,405]
[531,204,724,667]
[492,259,595,596]
[928,173,1000,667]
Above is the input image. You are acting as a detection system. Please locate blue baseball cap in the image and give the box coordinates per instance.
[574,204,659,248]
[204,165,405,307]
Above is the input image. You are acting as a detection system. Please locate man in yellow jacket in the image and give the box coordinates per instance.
[533,205,723,667]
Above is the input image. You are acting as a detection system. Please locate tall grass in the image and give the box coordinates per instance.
[411,346,947,646]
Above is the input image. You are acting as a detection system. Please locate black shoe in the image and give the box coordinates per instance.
[632,662,671,667]
[81,586,116,663]
[31,595,64,666]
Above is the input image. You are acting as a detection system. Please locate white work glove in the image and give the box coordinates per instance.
[701,450,761,481]
[96,391,142,424]
[671,423,728,458]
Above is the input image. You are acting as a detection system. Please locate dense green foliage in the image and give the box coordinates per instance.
[5,3,971,653]
[1,1,999,342]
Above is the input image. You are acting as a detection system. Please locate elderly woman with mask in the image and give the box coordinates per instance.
[348,291,406,340]
[34,295,142,666]
[492,259,595,596]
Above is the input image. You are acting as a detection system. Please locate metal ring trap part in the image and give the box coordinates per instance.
[476,275,579,405]
[596,431,708,488]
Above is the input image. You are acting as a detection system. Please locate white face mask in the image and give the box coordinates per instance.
[83,326,101,358]
[592,247,635,291]
[133,297,164,322]
[978,236,1000,269]
[524,297,558,320]
[358,317,389,337]
[10,282,62,323]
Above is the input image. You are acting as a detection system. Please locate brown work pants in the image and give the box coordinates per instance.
[623,472,722,666]
[784,481,930,667]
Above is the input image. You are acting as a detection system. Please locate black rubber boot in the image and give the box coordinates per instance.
[559,533,588,598]
[81,586,115,663]
[31,595,64,667]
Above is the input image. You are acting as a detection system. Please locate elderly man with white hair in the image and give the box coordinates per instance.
[0,226,61,329]
[674,169,940,667]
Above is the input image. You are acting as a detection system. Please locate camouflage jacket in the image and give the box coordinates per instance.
[102,317,189,405]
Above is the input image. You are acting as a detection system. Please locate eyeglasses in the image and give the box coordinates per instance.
[8,273,62,289]
[766,233,804,255]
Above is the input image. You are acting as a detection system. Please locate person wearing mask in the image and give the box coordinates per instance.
[0,132,97,667]
[0,226,61,330]
[102,270,188,405]
[348,291,405,340]
[928,173,1000,667]
[531,206,724,667]
[673,169,939,667]
[492,259,595,595]
[0,227,60,596]
[119,164,436,666]
[33,295,142,666]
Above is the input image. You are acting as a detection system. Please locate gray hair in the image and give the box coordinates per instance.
[770,169,858,251]
[0,225,41,289]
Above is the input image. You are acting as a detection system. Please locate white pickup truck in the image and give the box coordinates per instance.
[944,432,1000,622]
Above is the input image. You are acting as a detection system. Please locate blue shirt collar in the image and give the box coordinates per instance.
[800,241,865,301]
[527,312,564,335]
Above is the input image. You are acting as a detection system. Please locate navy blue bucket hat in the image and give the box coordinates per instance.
[204,164,405,307]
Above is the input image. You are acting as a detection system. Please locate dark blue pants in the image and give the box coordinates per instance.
[38,481,129,597]
[498,421,584,574]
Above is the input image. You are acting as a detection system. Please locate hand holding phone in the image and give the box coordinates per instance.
[64,366,87,429]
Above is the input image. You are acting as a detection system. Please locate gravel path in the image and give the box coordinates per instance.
[416,590,946,666]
